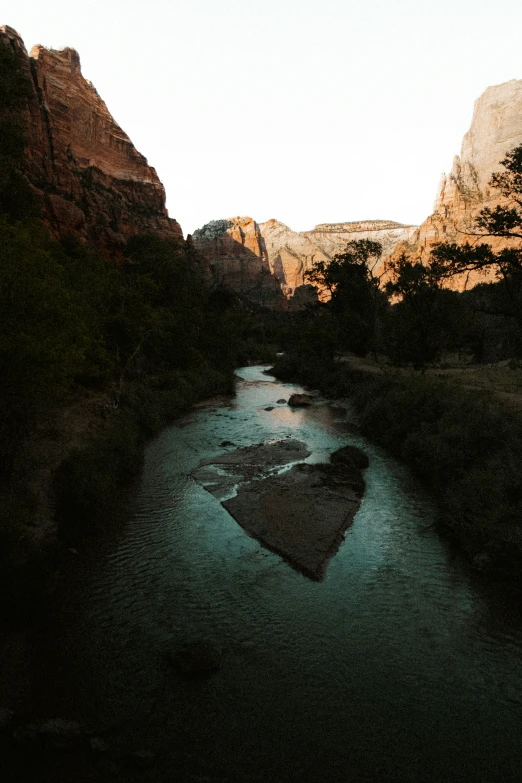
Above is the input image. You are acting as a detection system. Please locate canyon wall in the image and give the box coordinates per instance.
[191,217,287,308]
[385,79,522,288]
[194,217,416,302]
[0,25,182,248]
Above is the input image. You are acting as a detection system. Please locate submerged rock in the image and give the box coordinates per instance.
[169,641,223,675]
[193,439,311,498]
[223,461,364,581]
[277,398,287,404]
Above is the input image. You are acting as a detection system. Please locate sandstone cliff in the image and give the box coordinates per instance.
[386,79,522,288]
[194,216,416,302]
[192,217,286,308]
[261,219,416,296]
[0,25,182,248]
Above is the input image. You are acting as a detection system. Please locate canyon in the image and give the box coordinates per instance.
[193,216,417,304]
[194,80,522,298]
[0,25,182,250]
[3,25,522,301]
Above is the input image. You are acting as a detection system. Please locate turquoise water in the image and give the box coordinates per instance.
[31,366,522,781]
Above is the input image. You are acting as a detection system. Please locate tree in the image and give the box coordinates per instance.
[384,255,465,370]
[305,239,386,356]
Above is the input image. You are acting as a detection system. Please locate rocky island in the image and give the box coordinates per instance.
[193,438,368,580]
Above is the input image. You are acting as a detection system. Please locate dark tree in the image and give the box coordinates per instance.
[305,239,386,356]
[384,255,465,370]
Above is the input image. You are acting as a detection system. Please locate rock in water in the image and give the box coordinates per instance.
[288,393,315,407]
[169,641,223,675]
[330,445,369,470]
[222,462,364,581]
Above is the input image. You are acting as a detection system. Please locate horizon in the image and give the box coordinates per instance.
[3,0,522,236]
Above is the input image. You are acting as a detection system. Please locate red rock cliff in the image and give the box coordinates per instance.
[384,79,522,289]
[192,217,286,308]
[0,25,183,248]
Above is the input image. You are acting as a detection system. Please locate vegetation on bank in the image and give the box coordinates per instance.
[0,46,283,619]
[272,354,522,573]
[269,144,522,575]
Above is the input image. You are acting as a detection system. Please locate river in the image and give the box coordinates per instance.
[26,366,522,782]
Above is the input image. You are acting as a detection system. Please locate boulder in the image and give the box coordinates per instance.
[288,393,314,407]
[330,445,369,470]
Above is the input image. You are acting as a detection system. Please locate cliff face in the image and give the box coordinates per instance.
[192,217,287,308]
[194,217,416,302]
[0,25,182,248]
[262,219,416,296]
[386,79,522,288]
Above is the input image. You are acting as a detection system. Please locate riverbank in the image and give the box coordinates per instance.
[0,365,235,623]
[4,365,522,783]
[272,353,522,577]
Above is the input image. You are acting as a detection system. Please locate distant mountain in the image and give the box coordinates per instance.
[193,216,416,304]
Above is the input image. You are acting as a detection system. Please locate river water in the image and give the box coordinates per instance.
[30,366,522,781]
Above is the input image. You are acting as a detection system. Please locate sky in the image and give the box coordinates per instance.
[3,0,522,236]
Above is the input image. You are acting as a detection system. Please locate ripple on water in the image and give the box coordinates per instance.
[33,365,522,783]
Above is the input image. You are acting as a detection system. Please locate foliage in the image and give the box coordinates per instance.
[271,356,522,572]
[305,239,387,356]
[384,255,466,369]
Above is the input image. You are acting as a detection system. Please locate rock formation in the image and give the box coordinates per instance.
[192,217,286,308]
[0,25,182,248]
[261,219,417,296]
[193,216,416,303]
[385,79,522,289]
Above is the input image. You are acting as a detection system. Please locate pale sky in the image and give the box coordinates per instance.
[3,0,522,236]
